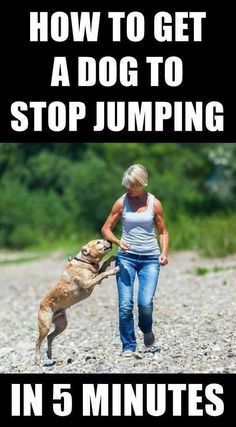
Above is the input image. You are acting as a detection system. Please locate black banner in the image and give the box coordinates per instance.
[1,374,234,425]
[0,0,235,142]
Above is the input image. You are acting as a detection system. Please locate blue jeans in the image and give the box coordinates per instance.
[115,252,160,351]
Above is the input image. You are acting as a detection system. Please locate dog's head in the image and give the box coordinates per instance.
[77,239,112,264]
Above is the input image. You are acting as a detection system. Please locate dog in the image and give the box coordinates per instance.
[35,239,119,365]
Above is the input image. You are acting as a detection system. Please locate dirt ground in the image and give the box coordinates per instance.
[0,250,235,373]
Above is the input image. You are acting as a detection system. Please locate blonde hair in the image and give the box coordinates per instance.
[122,164,148,188]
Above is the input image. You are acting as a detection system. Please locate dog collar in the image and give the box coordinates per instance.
[68,256,98,268]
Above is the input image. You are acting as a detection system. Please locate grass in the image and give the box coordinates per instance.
[167,212,236,257]
[195,264,236,275]
[0,212,236,260]
[0,232,118,265]
[0,255,41,266]
[196,267,209,275]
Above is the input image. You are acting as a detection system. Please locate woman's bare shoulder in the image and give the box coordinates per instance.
[112,195,125,213]
[153,196,163,212]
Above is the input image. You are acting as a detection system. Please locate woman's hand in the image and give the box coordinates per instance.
[159,253,168,266]
[119,241,131,251]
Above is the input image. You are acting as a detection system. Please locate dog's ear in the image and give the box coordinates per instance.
[82,245,90,256]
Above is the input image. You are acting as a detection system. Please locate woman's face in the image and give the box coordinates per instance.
[126,184,146,198]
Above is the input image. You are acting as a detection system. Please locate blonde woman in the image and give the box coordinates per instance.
[101,164,169,356]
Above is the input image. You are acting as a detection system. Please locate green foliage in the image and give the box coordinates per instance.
[168,212,236,257]
[195,267,209,276]
[194,263,236,276]
[0,142,235,256]
[0,178,72,248]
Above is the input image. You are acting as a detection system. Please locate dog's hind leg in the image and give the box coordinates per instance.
[35,307,52,365]
[47,310,68,360]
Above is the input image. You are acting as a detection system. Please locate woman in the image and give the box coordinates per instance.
[101,164,169,356]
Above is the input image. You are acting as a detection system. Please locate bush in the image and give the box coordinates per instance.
[0,179,73,248]
[167,212,236,257]
[0,142,235,256]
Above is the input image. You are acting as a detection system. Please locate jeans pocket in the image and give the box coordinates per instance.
[115,255,122,268]
[116,251,129,260]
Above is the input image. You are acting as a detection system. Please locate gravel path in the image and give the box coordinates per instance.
[0,251,235,373]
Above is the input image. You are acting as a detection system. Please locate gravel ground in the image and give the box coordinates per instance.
[0,250,235,373]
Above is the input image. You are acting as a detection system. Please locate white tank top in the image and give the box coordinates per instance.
[118,192,160,255]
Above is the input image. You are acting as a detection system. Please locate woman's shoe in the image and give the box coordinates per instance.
[122,350,135,357]
[144,331,155,347]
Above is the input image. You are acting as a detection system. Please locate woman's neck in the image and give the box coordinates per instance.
[127,190,147,200]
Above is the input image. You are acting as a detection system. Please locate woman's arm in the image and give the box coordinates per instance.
[101,198,130,250]
[153,198,169,266]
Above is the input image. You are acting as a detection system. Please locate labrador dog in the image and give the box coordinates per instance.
[35,239,118,365]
